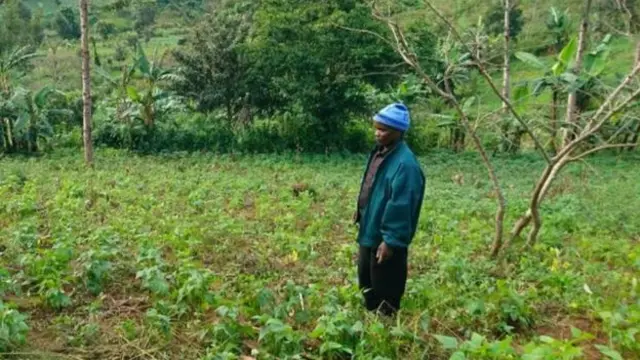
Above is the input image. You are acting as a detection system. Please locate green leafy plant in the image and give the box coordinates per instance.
[0,300,29,352]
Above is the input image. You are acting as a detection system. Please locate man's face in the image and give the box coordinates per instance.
[374,122,402,147]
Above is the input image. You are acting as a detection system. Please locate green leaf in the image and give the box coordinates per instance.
[552,61,567,77]
[136,44,151,76]
[14,114,29,132]
[462,96,476,113]
[450,351,466,360]
[560,72,579,85]
[539,335,556,344]
[437,120,458,128]
[127,87,141,102]
[585,49,610,77]
[513,84,530,102]
[34,86,53,109]
[320,341,352,355]
[532,79,549,96]
[435,334,459,350]
[38,118,54,138]
[515,52,546,70]
[558,37,577,65]
[595,345,623,360]
[95,66,118,86]
[351,321,364,333]
[570,326,582,339]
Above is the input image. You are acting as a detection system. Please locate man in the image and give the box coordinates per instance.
[354,102,426,316]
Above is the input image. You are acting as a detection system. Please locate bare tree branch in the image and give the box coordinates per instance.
[583,70,640,136]
[423,0,551,164]
[554,62,640,160]
[372,5,506,257]
[570,143,637,161]
[337,25,396,49]
[604,116,638,144]
[599,18,632,37]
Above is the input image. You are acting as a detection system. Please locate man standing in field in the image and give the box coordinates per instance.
[354,102,425,316]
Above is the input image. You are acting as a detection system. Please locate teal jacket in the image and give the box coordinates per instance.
[355,141,425,248]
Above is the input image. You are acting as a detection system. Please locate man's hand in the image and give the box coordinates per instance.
[376,242,393,264]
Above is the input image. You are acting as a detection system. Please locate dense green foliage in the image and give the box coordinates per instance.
[1,151,639,358]
[1,0,640,155]
[54,6,82,40]
[484,1,525,40]
[171,0,410,152]
[0,0,44,55]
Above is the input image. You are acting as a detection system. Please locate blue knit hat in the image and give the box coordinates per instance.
[373,103,410,132]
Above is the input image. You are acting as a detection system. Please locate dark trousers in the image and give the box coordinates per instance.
[357,245,408,316]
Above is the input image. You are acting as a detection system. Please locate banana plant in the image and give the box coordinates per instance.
[546,7,571,54]
[515,34,611,152]
[0,46,41,96]
[3,86,71,153]
[95,59,137,123]
[98,43,182,128]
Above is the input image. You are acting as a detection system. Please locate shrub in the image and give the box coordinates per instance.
[95,21,118,40]
[53,6,81,40]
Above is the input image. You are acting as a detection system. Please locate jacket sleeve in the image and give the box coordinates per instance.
[380,163,424,248]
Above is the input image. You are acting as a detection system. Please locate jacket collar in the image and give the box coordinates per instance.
[371,140,405,158]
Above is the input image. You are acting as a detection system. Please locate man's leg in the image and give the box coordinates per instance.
[371,246,408,316]
[357,246,380,311]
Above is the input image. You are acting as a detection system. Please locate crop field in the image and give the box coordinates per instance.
[1,150,639,359]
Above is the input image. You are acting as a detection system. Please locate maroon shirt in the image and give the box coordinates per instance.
[357,145,393,212]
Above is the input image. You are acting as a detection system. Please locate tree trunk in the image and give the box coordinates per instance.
[631,121,640,150]
[1,118,11,152]
[28,115,35,153]
[80,0,93,166]
[503,0,511,112]
[501,0,512,152]
[5,118,15,152]
[563,0,592,148]
[506,156,569,247]
[226,100,233,123]
[550,89,559,153]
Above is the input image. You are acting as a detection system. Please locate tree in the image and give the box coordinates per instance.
[123,45,179,128]
[133,2,156,35]
[376,0,640,256]
[501,0,513,152]
[0,0,44,55]
[430,35,473,152]
[95,21,117,40]
[55,6,81,40]
[563,0,595,148]
[247,0,406,151]
[373,5,508,257]
[516,34,612,153]
[80,0,93,165]
[0,46,40,95]
[594,0,640,35]
[172,1,255,121]
[484,0,524,41]
[2,87,70,153]
[0,46,40,153]
[546,7,571,54]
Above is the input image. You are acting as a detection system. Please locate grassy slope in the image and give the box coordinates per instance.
[23,0,110,13]
[21,0,637,97]
[1,150,639,358]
